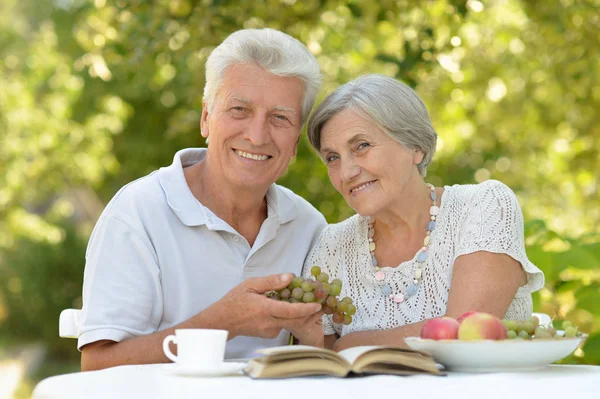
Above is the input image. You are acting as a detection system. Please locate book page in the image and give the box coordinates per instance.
[256,345,338,356]
[337,346,381,365]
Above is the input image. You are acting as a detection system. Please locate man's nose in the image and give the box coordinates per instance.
[340,157,361,183]
[244,115,269,146]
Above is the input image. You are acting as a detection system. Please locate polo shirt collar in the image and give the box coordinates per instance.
[157,148,297,227]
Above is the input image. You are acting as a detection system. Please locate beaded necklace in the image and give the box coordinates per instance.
[367,183,438,303]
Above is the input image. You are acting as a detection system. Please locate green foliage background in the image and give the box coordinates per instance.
[1,0,599,368]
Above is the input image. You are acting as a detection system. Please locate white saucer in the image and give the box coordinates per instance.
[165,361,246,377]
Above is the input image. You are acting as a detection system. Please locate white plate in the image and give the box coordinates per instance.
[165,361,246,377]
[404,334,587,373]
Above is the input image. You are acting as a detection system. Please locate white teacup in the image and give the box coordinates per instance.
[162,329,228,369]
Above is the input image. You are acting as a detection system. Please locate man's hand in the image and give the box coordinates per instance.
[207,273,322,339]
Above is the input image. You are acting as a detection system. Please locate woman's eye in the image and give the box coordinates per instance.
[325,155,339,163]
[232,106,245,112]
[358,142,371,150]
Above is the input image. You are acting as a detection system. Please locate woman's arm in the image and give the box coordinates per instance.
[333,250,526,351]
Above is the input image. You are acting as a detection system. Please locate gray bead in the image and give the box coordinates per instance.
[406,284,419,297]
[381,285,392,296]
[371,256,378,266]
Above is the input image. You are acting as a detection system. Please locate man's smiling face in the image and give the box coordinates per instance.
[201,63,304,191]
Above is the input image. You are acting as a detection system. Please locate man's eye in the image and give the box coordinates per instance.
[232,106,246,112]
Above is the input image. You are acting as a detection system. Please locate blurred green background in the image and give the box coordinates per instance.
[0,0,599,395]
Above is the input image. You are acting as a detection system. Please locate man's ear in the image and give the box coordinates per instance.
[200,102,210,139]
[292,134,301,157]
[414,149,425,165]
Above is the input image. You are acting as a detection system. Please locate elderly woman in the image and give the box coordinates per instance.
[302,74,544,351]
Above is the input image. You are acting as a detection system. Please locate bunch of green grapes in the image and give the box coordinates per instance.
[265,266,355,325]
[502,316,581,339]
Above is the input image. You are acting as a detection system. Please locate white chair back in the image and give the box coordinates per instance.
[59,309,81,339]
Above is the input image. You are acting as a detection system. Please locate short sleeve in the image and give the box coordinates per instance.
[454,180,544,296]
[302,226,342,337]
[78,215,163,350]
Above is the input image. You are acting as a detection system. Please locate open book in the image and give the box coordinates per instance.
[244,345,442,379]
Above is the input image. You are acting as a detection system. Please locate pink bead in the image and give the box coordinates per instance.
[430,205,440,216]
[421,246,427,252]
[375,271,385,281]
[393,293,405,303]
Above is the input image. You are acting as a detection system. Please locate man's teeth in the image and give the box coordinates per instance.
[351,181,375,192]
[235,150,269,161]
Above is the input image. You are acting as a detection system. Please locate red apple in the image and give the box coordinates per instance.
[458,312,508,340]
[457,311,477,324]
[420,317,460,340]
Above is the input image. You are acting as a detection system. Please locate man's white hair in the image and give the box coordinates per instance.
[203,28,321,126]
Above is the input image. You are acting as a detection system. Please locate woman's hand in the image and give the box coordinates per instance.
[283,311,325,347]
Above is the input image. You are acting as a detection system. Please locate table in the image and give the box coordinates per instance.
[32,363,600,399]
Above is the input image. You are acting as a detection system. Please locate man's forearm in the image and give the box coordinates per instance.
[81,304,234,371]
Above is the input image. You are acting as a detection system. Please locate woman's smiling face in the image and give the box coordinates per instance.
[319,108,424,216]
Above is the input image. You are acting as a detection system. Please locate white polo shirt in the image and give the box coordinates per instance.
[78,148,326,359]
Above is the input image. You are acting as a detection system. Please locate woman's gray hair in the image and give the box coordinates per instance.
[203,28,321,125]
[307,74,438,176]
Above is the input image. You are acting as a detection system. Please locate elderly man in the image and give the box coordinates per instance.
[79,28,326,371]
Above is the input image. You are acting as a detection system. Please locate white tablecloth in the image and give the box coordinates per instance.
[32,363,600,399]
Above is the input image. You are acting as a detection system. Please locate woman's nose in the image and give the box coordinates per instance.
[340,159,361,182]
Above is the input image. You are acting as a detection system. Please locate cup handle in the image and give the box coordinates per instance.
[162,335,178,363]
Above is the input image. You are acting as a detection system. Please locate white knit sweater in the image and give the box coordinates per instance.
[303,180,544,337]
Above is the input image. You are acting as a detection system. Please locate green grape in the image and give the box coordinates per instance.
[291,276,304,288]
[565,326,577,337]
[301,281,313,292]
[331,279,342,287]
[548,327,557,337]
[311,280,323,290]
[522,321,535,334]
[287,283,294,291]
[329,284,341,296]
[503,320,518,331]
[518,330,530,339]
[528,315,540,328]
[332,313,344,324]
[346,304,356,315]
[321,282,331,295]
[314,288,327,300]
[279,288,291,300]
[326,296,338,308]
[302,292,315,303]
[311,266,321,277]
[341,297,353,305]
[317,272,329,282]
[290,298,301,303]
[343,315,353,325]
[534,326,550,338]
[507,330,518,339]
[323,305,334,315]
[291,287,304,300]
[337,302,348,313]
[515,321,525,333]
[562,320,573,330]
